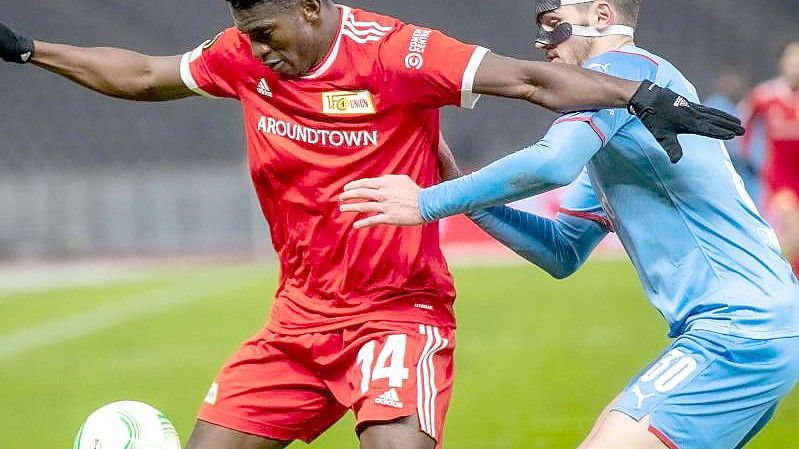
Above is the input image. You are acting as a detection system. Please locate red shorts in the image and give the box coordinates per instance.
[198,321,455,446]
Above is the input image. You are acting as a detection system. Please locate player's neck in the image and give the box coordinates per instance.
[312,2,342,69]
[588,35,635,60]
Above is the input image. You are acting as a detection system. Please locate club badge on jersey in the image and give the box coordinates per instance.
[535,0,635,46]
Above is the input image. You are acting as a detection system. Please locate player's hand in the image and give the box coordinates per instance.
[339,175,424,229]
[0,22,34,63]
[628,80,745,163]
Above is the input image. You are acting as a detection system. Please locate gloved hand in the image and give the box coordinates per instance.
[628,80,745,163]
[0,22,34,63]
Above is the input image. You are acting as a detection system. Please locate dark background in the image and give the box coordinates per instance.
[1,0,796,170]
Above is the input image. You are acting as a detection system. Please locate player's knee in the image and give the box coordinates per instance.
[359,415,435,449]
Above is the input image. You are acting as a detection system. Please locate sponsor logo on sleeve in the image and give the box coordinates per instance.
[188,31,223,63]
[202,31,224,51]
[204,382,219,405]
[404,28,432,70]
[322,90,375,115]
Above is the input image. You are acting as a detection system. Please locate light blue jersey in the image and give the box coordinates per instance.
[565,46,799,339]
[422,45,799,340]
[419,46,799,449]
[557,46,799,339]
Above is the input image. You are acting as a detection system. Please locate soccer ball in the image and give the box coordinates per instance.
[74,401,182,449]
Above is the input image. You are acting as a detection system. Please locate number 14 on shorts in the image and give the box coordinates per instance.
[357,335,416,394]
[356,326,450,402]
[357,334,411,394]
[351,324,453,440]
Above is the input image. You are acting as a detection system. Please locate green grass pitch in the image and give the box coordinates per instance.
[0,260,796,448]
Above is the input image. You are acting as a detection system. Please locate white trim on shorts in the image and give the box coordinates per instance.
[416,325,449,439]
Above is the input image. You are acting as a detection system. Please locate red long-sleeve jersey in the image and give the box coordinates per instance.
[181,5,490,334]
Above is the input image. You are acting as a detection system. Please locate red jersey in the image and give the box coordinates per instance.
[741,78,799,199]
[180,5,489,334]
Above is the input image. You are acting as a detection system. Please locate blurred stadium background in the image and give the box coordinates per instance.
[1,1,798,448]
[2,0,798,258]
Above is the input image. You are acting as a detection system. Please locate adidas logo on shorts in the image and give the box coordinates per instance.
[374,388,403,408]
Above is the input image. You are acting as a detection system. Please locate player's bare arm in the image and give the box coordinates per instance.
[437,134,463,182]
[474,52,636,111]
[473,52,744,162]
[1,23,192,101]
[31,42,192,101]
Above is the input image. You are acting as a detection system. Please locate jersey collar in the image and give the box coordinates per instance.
[301,4,350,80]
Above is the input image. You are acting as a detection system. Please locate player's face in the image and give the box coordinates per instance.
[233,1,321,78]
[535,6,594,66]
[780,44,799,88]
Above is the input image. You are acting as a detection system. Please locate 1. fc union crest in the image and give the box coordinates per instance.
[322,90,376,115]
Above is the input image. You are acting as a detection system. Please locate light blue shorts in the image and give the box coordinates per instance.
[613,330,799,449]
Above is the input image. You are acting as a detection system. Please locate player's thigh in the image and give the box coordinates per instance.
[581,392,624,443]
[333,322,455,448]
[610,331,799,449]
[198,329,348,444]
[578,411,668,449]
[359,415,435,449]
[185,420,290,449]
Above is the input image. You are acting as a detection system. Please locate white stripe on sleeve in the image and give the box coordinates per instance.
[179,49,220,99]
[460,46,490,109]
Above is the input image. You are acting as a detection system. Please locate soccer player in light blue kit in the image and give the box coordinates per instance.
[339,1,799,447]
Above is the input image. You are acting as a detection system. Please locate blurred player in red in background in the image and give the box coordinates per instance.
[742,42,799,276]
[0,0,742,448]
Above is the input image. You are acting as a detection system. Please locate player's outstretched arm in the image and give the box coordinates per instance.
[1,22,192,101]
[435,135,603,279]
[340,120,599,228]
[473,53,635,112]
[473,53,745,163]
[436,134,463,182]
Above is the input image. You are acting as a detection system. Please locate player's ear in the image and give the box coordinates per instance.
[593,1,615,30]
[300,0,323,22]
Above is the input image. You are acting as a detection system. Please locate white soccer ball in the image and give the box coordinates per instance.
[74,401,182,449]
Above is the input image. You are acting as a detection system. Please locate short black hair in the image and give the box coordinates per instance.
[224,0,297,10]
[575,0,641,27]
[609,0,641,27]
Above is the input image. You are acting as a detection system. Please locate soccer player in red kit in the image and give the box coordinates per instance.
[742,42,799,275]
[0,0,742,448]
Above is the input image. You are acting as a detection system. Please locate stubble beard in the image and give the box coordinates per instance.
[571,36,594,67]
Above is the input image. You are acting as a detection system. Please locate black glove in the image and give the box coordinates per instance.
[628,80,745,163]
[0,22,34,63]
